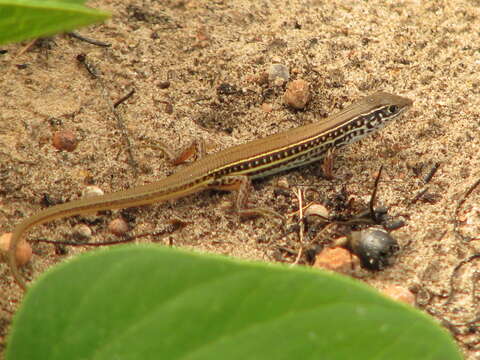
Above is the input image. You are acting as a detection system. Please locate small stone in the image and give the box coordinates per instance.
[108,218,129,236]
[82,185,104,198]
[313,247,359,273]
[164,102,173,114]
[261,103,273,112]
[304,203,329,220]
[158,81,170,89]
[193,27,210,49]
[283,79,310,109]
[52,130,78,152]
[382,285,415,306]
[0,233,32,266]
[267,63,289,84]
[73,224,92,242]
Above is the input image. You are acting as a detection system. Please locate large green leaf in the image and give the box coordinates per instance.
[0,0,109,45]
[6,245,461,360]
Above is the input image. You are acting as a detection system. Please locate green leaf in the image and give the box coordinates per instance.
[0,0,109,45]
[6,245,461,360]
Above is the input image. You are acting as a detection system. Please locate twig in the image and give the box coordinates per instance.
[33,226,182,248]
[16,38,38,57]
[424,162,440,184]
[446,254,480,304]
[99,80,139,175]
[69,32,111,47]
[369,165,383,223]
[410,188,428,205]
[113,89,135,108]
[292,187,305,265]
[453,178,480,241]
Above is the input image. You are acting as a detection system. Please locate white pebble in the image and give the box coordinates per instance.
[83,185,104,198]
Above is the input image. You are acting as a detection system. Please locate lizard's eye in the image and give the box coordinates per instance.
[388,105,399,114]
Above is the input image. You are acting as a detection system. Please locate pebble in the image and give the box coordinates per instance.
[52,130,78,152]
[158,81,170,89]
[283,79,310,109]
[73,224,93,242]
[304,203,329,221]
[313,247,359,273]
[267,63,289,84]
[382,285,415,306]
[261,103,273,112]
[164,102,173,114]
[82,185,104,198]
[108,218,129,236]
[0,233,32,266]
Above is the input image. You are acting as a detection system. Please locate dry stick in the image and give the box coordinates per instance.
[75,53,138,174]
[34,225,184,248]
[16,38,38,58]
[292,187,305,265]
[369,165,383,223]
[410,188,428,205]
[446,254,480,305]
[99,79,139,176]
[114,89,136,108]
[299,45,321,75]
[37,237,135,247]
[423,162,441,184]
[410,163,441,205]
[3,38,38,75]
[342,166,385,226]
[68,32,111,47]
[453,178,480,241]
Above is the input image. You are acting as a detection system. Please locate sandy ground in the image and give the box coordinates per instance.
[1,0,480,358]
